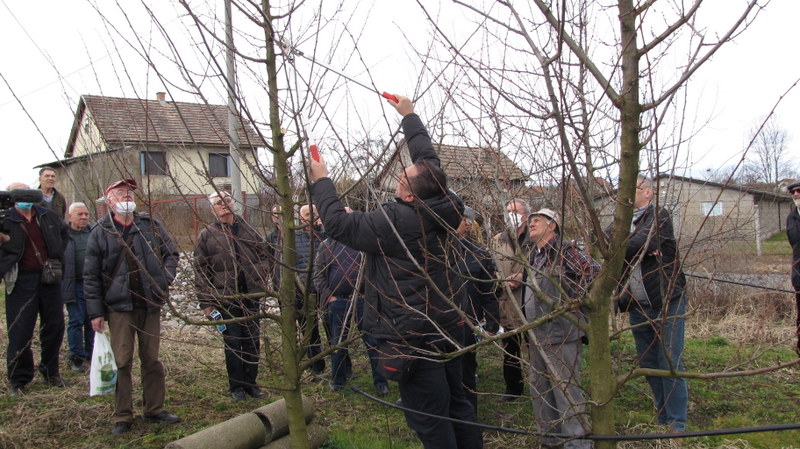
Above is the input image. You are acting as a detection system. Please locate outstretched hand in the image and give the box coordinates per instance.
[309,152,329,182]
[387,94,414,116]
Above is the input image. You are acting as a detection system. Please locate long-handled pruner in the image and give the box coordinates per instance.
[278,37,398,103]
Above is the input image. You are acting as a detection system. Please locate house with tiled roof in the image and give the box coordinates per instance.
[40,93,266,209]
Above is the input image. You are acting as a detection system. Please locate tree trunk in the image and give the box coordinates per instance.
[262,1,310,447]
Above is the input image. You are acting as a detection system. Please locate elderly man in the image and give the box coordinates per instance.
[62,202,94,372]
[786,179,800,354]
[84,179,180,435]
[523,209,598,448]
[309,95,482,449]
[36,167,67,219]
[195,191,271,401]
[613,177,688,433]
[294,203,326,375]
[1,183,69,397]
[491,198,533,401]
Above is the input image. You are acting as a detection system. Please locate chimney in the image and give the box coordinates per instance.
[156,92,166,104]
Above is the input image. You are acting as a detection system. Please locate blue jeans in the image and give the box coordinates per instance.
[66,281,94,363]
[629,294,688,431]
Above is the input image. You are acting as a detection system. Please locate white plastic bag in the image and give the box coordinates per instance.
[89,332,118,396]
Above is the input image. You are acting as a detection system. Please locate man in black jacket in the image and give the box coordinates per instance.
[786,179,800,354]
[1,183,68,397]
[84,179,180,435]
[310,95,482,449]
[614,177,688,433]
[452,205,499,411]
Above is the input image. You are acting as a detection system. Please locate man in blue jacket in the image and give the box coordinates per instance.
[309,95,482,449]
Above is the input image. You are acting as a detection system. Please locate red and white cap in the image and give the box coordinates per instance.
[104,178,138,196]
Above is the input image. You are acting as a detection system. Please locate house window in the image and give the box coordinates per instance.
[209,153,230,177]
[701,201,723,217]
[140,151,168,176]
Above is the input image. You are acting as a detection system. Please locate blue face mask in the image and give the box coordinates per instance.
[15,202,34,210]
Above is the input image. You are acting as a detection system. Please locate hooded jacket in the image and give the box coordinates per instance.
[311,113,464,342]
[84,212,178,318]
[193,217,272,310]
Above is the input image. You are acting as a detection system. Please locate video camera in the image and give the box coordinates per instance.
[0,189,44,220]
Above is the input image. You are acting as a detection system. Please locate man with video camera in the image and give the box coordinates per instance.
[0,183,69,397]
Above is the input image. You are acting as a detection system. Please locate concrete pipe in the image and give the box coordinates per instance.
[165,412,267,449]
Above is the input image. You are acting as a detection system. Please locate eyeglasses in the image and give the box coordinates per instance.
[790,188,800,195]
[212,197,234,206]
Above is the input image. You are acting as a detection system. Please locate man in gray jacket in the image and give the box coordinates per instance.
[84,179,180,435]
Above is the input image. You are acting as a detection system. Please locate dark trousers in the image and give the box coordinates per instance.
[296,293,324,372]
[327,298,353,387]
[355,299,387,387]
[66,280,94,363]
[221,307,261,391]
[5,271,65,387]
[462,334,479,410]
[503,332,524,395]
[399,354,483,449]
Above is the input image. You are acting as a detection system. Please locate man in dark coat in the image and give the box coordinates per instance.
[309,95,482,449]
[451,205,499,411]
[612,177,688,433]
[1,183,68,397]
[195,191,271,401]
[62,202,94,372]
[84,179,180,435]
[786,179,800,354]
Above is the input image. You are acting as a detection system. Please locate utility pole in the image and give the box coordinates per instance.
[226,0,242,213]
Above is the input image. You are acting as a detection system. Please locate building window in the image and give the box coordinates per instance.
[140,151,168,176]
[701,201,723,217]
[209,153,230,177]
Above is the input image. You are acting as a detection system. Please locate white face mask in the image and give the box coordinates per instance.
[795,198,800,208]
[114,201,137,215]
[506,212,524,229]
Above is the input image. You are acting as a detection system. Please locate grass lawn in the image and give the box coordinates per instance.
[0,291,798,448]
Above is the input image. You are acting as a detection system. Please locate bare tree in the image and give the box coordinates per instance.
[742,115,796,185]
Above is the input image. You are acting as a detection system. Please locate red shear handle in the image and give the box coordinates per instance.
[381,92,398,103]
[309,145,320,162]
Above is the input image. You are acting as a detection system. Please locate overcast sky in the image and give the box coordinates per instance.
[1,0,797,190]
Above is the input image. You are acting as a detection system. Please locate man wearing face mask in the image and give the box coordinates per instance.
[84,179,181,435]
[1,183,69,397]
[490,198,532,401]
